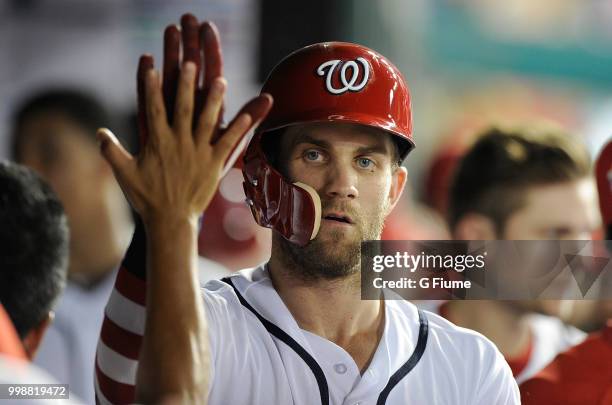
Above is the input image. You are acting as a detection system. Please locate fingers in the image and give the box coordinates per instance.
[137,55,155,147]
[201,22,223,91]
[174,62,197,138]
[211,93,273,144]
[195,77,226,145]
[181,14,201,87]
[97,128,137,189]
[215,114,252,162]
[145,69,170,147]
[197,21,224,132]
[214,94,273,159]
[162,25,180,125]
[238,93,274,127]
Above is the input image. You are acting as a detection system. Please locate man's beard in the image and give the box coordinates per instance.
[275,200,389,282]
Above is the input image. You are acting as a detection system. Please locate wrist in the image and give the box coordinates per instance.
[143,214,199,236]
[143,214,200,278]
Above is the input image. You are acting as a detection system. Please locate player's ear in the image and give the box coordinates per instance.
[22,312,53,360]
[386,165,407,214]
[453,213,497,240]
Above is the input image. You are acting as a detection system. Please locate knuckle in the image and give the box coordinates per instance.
[199,120,215,137]
[151,103,164,118]
[217,137,233,151]
[178,104,192,118]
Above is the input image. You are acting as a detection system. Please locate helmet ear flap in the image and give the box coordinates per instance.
[293,182,322,240]
[242,133,322,246]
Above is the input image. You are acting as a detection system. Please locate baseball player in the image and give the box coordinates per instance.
[421,126,596,383]
[519,138,612,404]
[94,14,519,404]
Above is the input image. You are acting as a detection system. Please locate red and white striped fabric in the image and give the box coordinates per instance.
[94,267,145,405]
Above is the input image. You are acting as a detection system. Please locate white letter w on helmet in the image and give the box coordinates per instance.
[316,57,370,95]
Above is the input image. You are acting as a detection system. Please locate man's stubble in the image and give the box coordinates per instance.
[274,199,390,283]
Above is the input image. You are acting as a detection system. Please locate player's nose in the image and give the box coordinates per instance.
[322,161,359,200]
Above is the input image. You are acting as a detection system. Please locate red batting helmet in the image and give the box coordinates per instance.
[243,42,415,246]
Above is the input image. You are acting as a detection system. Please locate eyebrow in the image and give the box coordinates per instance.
[289,133,332,151]
[355,144,390,156]
[290,133,391,156]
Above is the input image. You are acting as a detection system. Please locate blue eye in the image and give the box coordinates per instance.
[305,150,322,161]
[357,158,373,168]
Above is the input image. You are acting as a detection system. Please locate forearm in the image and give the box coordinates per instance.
[136,217,209,403]
[95,224,147,404]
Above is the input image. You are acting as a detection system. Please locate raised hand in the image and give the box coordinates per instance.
[139,16,222,145]
[95,14,272,403]
[98,16,272,226]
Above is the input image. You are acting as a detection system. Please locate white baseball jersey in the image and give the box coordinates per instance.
[417,301,586,383]
[206,266,519,404]
[95,265,519,404]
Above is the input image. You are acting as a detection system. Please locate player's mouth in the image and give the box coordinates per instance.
[322,212,354,226]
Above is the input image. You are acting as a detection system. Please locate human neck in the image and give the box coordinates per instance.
[445,300,531,357]
[267,252,383,348]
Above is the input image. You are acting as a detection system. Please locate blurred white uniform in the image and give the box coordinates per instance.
[34,273,116,404]
[0,355,82,405]
[417,301,586,383]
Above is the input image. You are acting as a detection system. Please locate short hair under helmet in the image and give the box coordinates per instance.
[243,42,414,246]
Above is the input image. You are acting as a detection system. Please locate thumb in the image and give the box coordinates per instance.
[97,128,137,190]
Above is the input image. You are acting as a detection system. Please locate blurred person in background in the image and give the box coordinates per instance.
[0,161,82,404]
[427,126,600,383]
[0,161,69,361]
[10,89,134,402]
[520,137,612,404]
